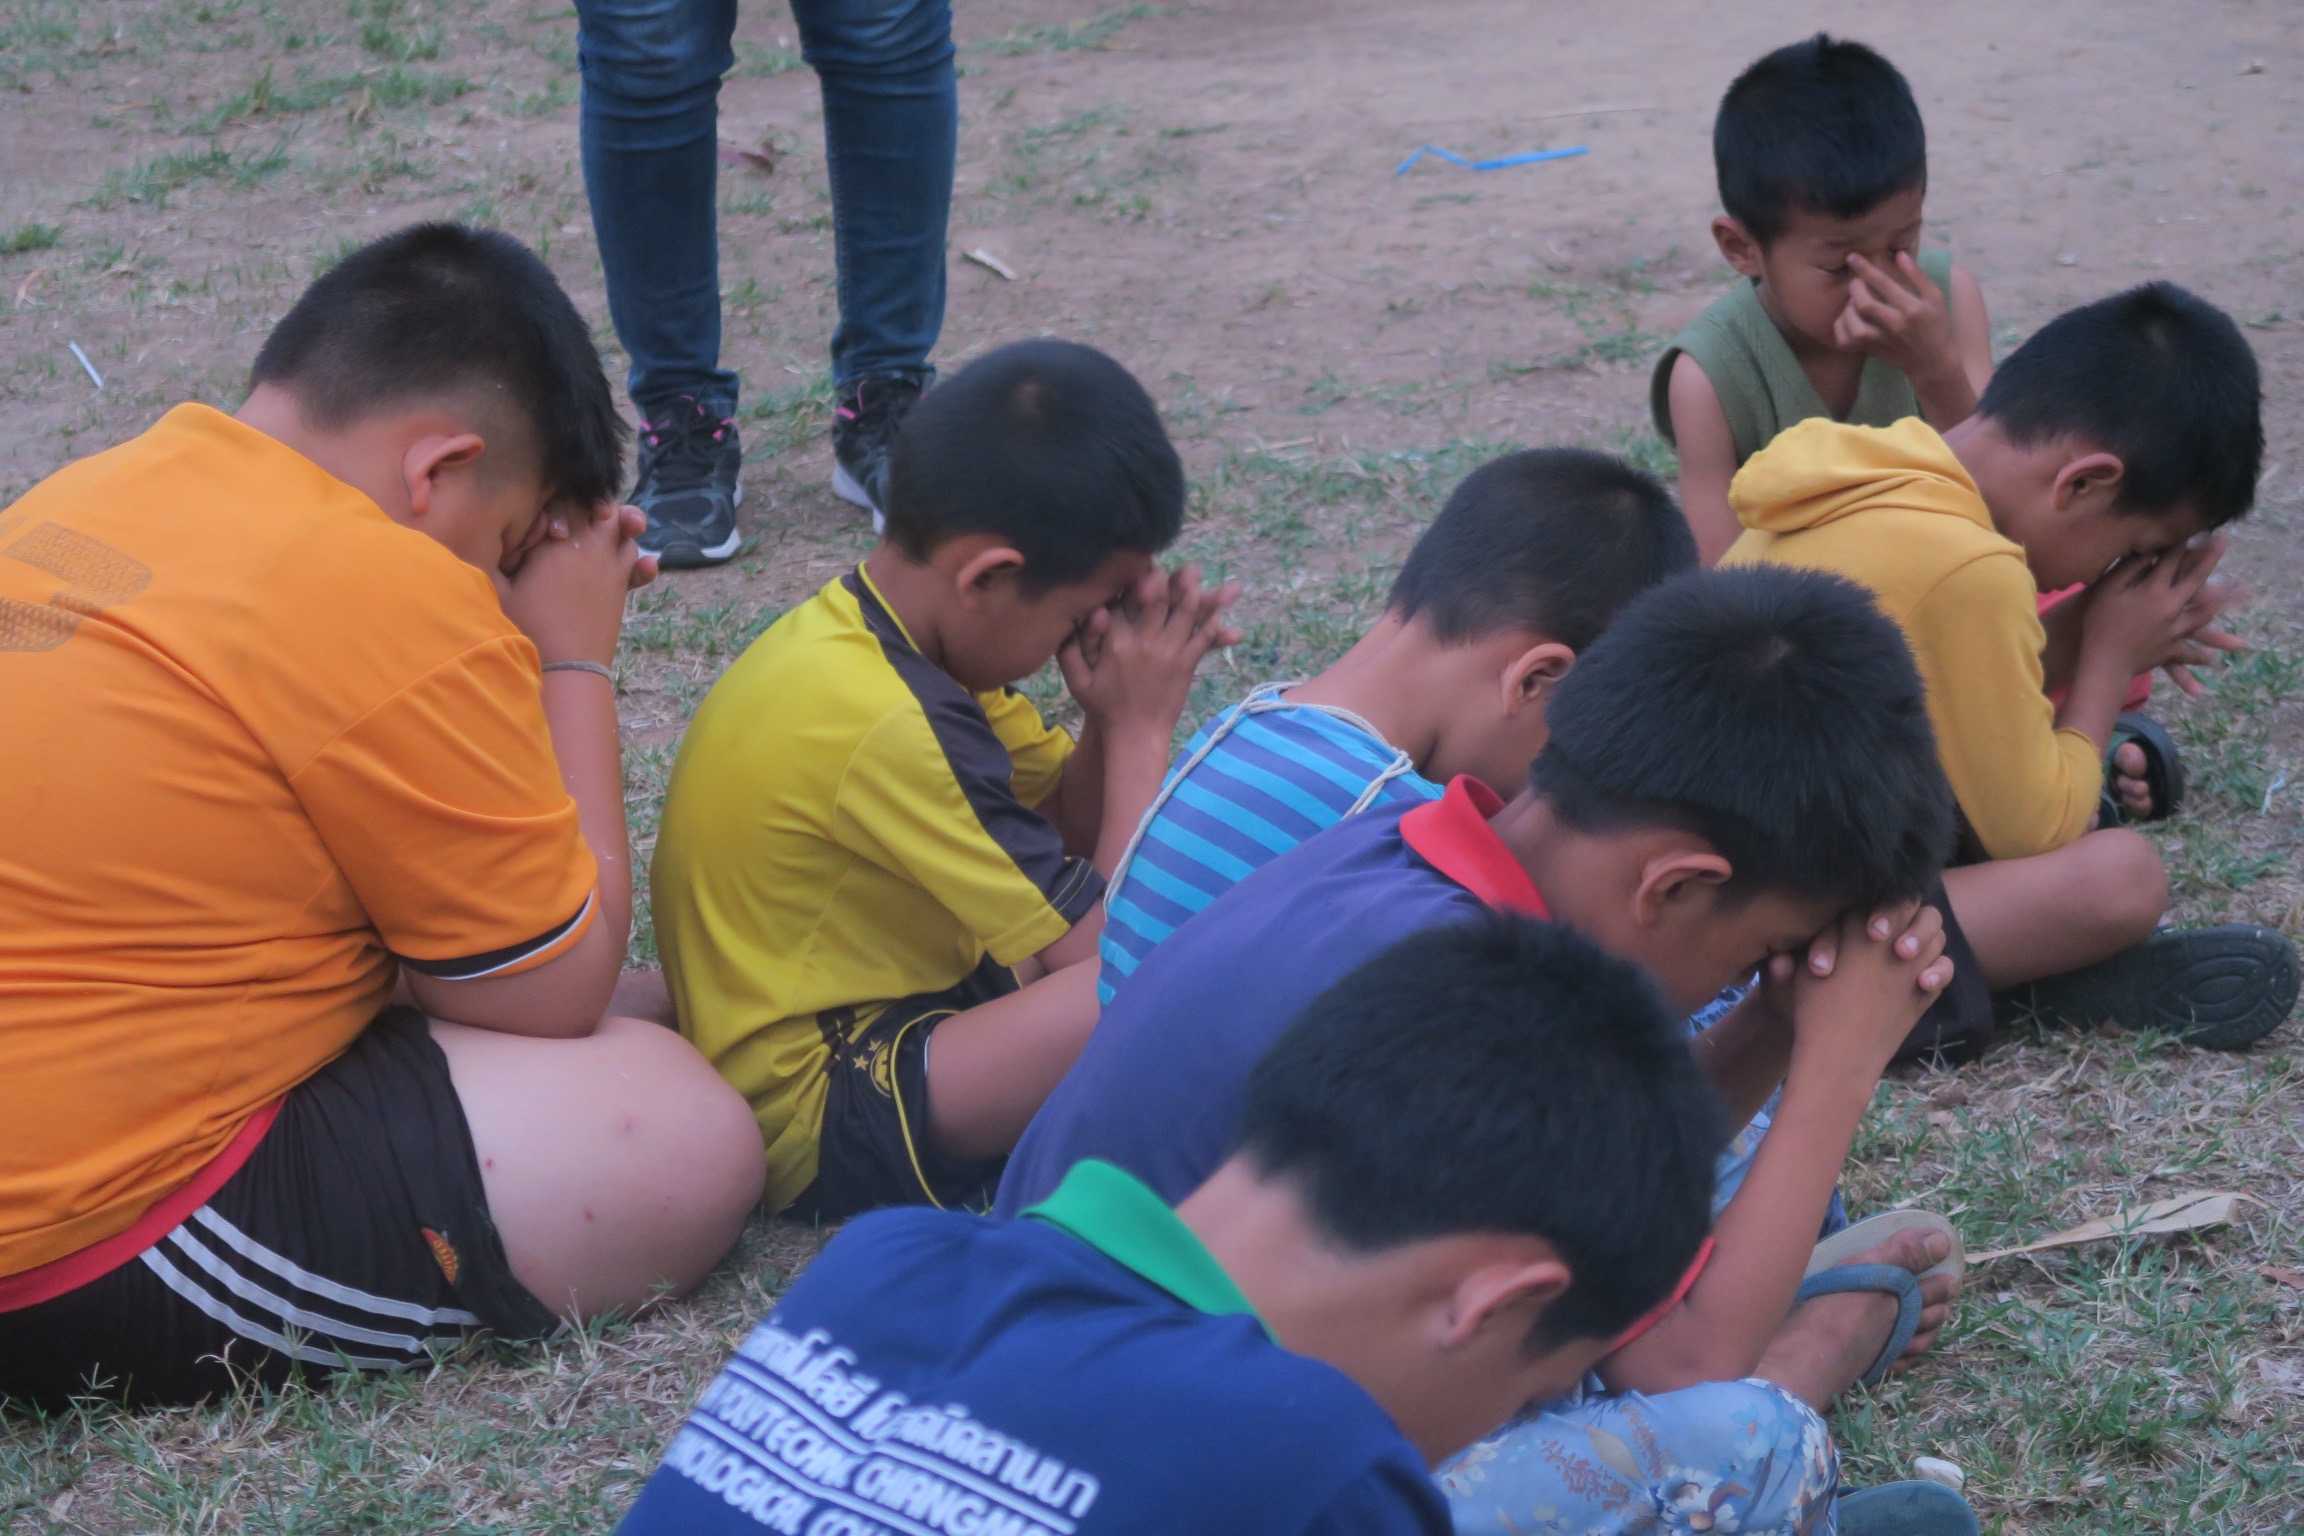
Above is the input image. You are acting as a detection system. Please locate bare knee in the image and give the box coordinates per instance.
[600,1015,766,1215]
[2076,830,2169,944]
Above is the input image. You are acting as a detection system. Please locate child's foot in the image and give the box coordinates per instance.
[2099,713,2185,825]
[1754,1225,1961,1409]
[1998,924,2298,1049]
[2107,740,2157,819]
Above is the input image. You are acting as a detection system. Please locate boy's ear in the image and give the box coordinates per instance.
[400,432,487,521]
[1712,215,1765,279]
[1440,1247,1573,1353]
[1500,641,1576,715]
[2050,451,2125,513]
[951,543,1030,602]
[1632,847,1735,929]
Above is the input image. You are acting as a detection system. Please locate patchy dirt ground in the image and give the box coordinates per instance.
[2,0,2301,1531]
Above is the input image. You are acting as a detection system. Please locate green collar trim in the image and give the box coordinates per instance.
[1024,1160,1272,1339]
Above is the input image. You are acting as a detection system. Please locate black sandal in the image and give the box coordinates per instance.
[2099,712,2186,826]
[1997,924,2297,1050]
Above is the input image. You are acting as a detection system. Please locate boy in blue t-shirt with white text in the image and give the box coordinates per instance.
[617,918,1724,1536]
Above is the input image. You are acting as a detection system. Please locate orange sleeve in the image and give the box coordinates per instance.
[290,634,599,979]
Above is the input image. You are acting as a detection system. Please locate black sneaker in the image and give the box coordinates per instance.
[1996,924,2299,1050]
[832,375,923,534]
[632,396,743,569]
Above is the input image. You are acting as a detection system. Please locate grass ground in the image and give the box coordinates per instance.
[3,0,2301,1530]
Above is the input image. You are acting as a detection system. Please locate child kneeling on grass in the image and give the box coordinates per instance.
[997,566,1976,1533]
[650,339,1239,1223]
[0,225,765,1409]
[1723,282,2297,1055]
[620,917,1907,1535]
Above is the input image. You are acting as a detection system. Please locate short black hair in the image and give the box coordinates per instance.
[1715,34,1926,245]
[249,223,624,509]
[1978,282,2263,530]
[884,339,1185,590]
[1387,449,1697,651]
[1531,566,1952,913]
[1235,915,1719,1347]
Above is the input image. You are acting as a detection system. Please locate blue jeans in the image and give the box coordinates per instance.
[575,0,956,413]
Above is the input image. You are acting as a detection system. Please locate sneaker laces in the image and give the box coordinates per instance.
[640,397,734,484]
[837,376,922,435]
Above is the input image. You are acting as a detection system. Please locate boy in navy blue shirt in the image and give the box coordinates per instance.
[999,567,1976,1533]
[617,917,1725,1535]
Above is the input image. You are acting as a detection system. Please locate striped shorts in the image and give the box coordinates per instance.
[0,1010,556,1409]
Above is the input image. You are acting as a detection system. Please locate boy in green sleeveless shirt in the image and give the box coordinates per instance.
[1654,30,2160,834]
[1651,34,1993,566]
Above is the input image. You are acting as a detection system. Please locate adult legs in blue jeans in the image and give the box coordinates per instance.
[577,0,741,417]
[575,0,954,409]
[574,0,954,558]
[791,0,955,391]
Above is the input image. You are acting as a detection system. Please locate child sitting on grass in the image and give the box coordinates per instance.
[1098,446,1694,1006]
[0,225,765,1408]
[998,566,1973,1533]
[1658,30,2158,856]
[650,339,1239,1223]
[1724,282,2296,1053]
[619,919,1731,1536]
[1651,33,1993,565]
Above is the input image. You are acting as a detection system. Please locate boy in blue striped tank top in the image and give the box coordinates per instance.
[1099,448,1695,1007]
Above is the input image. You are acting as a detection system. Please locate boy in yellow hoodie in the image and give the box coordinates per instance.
[1725,282,2296,1054]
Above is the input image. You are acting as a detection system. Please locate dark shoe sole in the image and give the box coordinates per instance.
[2006,924,2298,1050]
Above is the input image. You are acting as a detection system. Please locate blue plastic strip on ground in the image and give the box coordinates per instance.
[1395,143,1588,175]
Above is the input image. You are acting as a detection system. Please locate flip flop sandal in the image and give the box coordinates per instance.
[1797,1210,1964,1387]
[2001,924,2299,1050]
[2100,712,2186,826]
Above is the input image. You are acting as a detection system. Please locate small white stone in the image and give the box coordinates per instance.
[1912,1456,1967,1492]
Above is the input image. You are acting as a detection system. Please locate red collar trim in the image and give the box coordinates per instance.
[1606,1237,1716,1353]
[1399,777,1550,918]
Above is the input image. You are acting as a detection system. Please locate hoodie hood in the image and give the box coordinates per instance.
[1729,418,1992,537]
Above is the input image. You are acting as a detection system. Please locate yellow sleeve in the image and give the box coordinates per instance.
[1906,554,2103,859]
[832,703,1101,967]
[982,685,1077,810]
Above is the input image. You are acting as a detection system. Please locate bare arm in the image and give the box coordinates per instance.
[1947,264,1994,398]
[409,505,653,1039]
[1601,908,1950,1394]
[1031,567,1240,970]
[1666,353,1744,566]
[2037,590,2088,696]
[1687,986,1794,1129]
[1841,253,1983,429]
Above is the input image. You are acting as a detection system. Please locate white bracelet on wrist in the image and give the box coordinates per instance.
[542,659,615,682]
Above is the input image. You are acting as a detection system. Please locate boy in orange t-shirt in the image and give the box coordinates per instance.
[0,224,764,1407]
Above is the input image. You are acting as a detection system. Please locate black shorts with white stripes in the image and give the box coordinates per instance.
[0,1008,557,1409]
